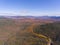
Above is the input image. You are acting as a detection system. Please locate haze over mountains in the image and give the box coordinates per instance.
[0,16,60,19]
[0,16,60,22]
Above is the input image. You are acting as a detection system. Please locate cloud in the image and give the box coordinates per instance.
[0,10,60,16]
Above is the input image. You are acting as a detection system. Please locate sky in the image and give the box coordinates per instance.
[0,0,60,16]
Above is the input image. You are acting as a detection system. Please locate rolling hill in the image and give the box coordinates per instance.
[0,16,59,45]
